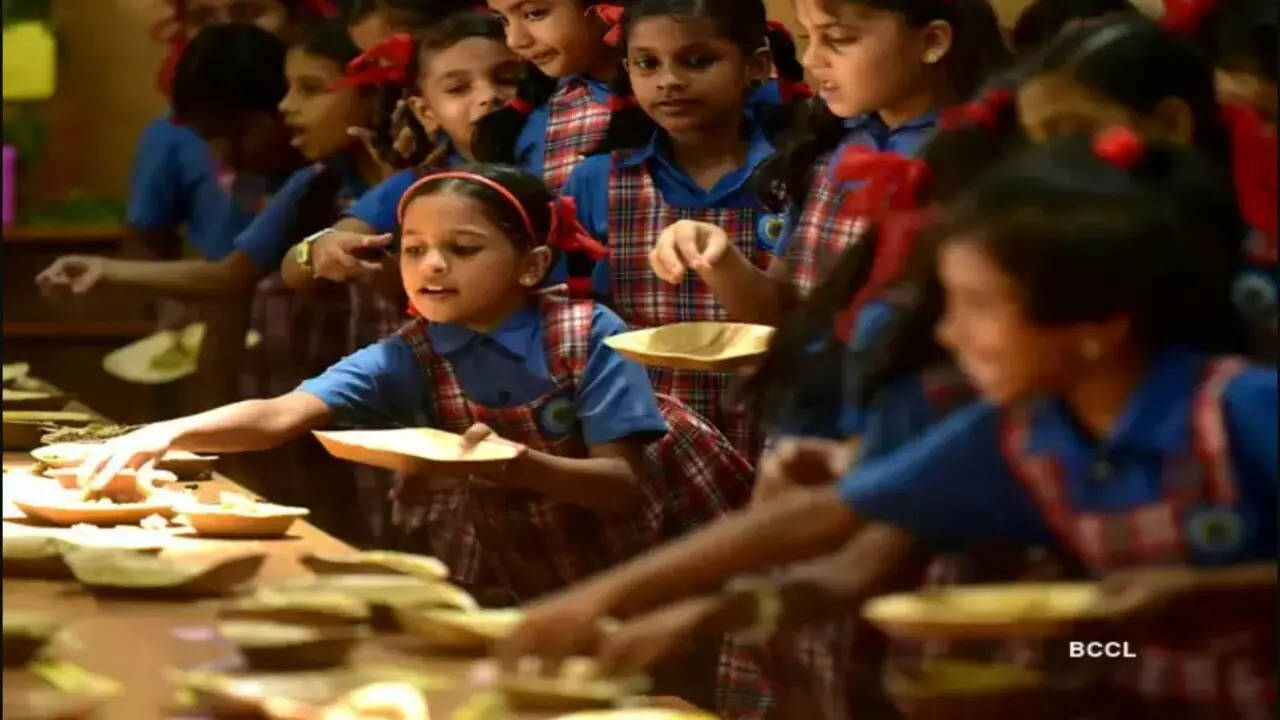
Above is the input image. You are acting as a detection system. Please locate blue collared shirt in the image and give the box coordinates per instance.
[514,76,615,178]
[298,302,669,446]
[127,115,259,260]
[233,156,371,272]
[345,152,467,234]
[564,123,778,296]
[838,349,1278,561]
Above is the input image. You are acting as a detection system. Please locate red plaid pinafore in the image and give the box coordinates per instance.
[606,153,770,461]
[540,79,613,195]
[1003,357,1276,718]
[785,150,866,298]
[394,293,757,605]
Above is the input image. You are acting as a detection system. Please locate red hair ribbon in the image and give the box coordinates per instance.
[1220,101,1278,265]
[508,97,536,116]
[547,196,609,260]
[327,33,414,91]
[831,147,932,343]
[1092,125,1145,170]
[777,79,813,102]
[608,94,638,112]
[1160,0,1222,35]
[938,87,1015,131]
[300,0,341,18]
[589,3,626,47]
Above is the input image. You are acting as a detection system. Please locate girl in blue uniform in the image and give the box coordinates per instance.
[560,0,805,463]
[279,12,525,290]
[77,163,754,611]
[497,132,1275,719]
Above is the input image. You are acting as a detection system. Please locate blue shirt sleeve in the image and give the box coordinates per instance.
[574,305,669,445]
[839,402,1054,550]
[344,169,417,234]
[297,336,429,429]
[232,165,322,272]
[127,118,186,231]
[515,105,550,177]
[1222,367,1278,556]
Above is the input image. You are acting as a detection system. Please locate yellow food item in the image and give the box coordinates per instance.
[864,582,1101,625]
[887,659,1045,696]
[321,682,430,720]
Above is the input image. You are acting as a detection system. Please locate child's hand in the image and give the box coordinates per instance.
[458,423,527,485]
[753,437,858,506]
[35,256,109,297]
[496,587,613,671]
[311,231,394,282]
[595,598,708,676]
[75,424,179,500]
[649,220,734,284]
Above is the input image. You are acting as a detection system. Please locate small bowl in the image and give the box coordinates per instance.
[217,620,365,671]
[394,607,522,653]
[177,503,310,538]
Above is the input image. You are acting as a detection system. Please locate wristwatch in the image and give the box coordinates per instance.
[294,228,335,277]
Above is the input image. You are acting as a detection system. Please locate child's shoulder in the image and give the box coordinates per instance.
[1220,358,1277,414]
[536,295,627,340]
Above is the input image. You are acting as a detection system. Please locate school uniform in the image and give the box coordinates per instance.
[343,151,467,234]
[233,154,401,547]
[513,76,615,195]
[775,111,939,297]
[127,115,265,260]
[563,125,780,461]
[299,293,755,603]
[839,349,1278,715]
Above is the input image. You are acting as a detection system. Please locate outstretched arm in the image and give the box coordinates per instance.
[35,250,262,299]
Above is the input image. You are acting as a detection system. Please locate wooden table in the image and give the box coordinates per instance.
[1,391,555,719]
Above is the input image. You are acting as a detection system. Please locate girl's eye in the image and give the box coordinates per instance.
[297,81,325,96]
[444,84,470,95]
[402,245,426,257]
[631,56,659,72]
[450,245,481,257]
[524,8,549,21]
[682,55,716,70]
[822,32,855,46]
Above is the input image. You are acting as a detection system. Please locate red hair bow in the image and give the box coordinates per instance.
[1093,125,1145,170]
[1220,101,1278,265]
[300,0,340,18]
[589,4,626,47]
[608,94,638,112]
[508,97,536,116]
[831,146,933,343]
[938,87,1015,131]
[1160,0,1222,35]
[547,197,609,260]
[327,33,414,91]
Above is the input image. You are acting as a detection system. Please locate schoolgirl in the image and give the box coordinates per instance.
[500,131,1276,720]
[559,0,807,461]
[77,163,755,610]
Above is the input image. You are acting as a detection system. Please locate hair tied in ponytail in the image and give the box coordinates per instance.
[327,33,414,90]
[938,87,1015,131]
[589,4,627,47]
[1093,125,1145,170]
[1160,0,1223,35]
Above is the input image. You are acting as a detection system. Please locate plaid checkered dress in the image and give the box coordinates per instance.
[1003,357,1276,717]
[606,152,769,461]
[394,293,757,606]
[785,150,865,298]
[541,79,613,195]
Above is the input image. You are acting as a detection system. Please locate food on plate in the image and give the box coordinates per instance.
[175,491,310,537]
[473,656,650,712]
[862,582,1105,639]
[273,574,478,629]
[39,423,140,445]
[217,620,365,671]
[63,546,266,595]
[394,607,522,652]
[301,551,449,581]
[221,589,372,626]
[321,681,431,720]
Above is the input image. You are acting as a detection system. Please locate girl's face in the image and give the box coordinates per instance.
[400,191,552,330]
[626,16,770,138]
[488,0,600,77]
[278,48,371,162]
[1017,72,1197,146]
[934,238,1094,404]
[182,0,289,39]
[794,0,943,118]
[409,38,523,159]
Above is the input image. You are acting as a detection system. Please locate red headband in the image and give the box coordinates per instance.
[327,33,414,91]
[396,171,609,258]
[1093,125,1145,170]
[589,3,626,47]
[938,87,1015,131]
[1161,0,1222,35]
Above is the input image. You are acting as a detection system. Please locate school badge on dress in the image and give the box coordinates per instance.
[1185,505,1247,557]
[539,396,578,437]
[757,213,786,251]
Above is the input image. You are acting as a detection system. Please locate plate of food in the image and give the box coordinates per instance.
[11,484,190,527]
[273,574,478,629]
[3,411,96,451]
[300,550,449,581]
[395,607,522,653]
[883,659,1051,720]
[862,582,1107,639]
[102,323,262,385]
[217,620,366,671]
[63,546,266,596]
[221,589,372,626]
[2,611,62,666]
[2,534,73,578]
[313,427,521,474]
[604,323,775,372]
[475,657,650,712]
[32,443,217,479]
[44,466,180,496]
[176,491,310,538]
[2,388,73,412]
[172,666,447,719]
